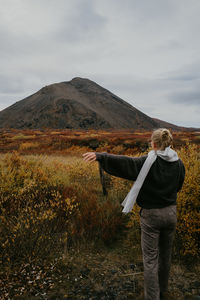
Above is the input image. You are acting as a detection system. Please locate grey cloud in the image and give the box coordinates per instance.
[168,75,200,81]
[0,29,37,58]
[0,0,200,127]
[0,0,107,64]
[161,62,200,82]
[168,89,200,105]
[99,0,176,22]
[0,74,24,94]
[0,71,41,111]
[54,1,107,43]
[160,62,200,106]
[95,74,200,126]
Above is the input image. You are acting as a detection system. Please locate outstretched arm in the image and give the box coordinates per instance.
[82,151,147,180]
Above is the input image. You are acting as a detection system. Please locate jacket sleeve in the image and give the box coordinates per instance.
[95,152,147,181]
[177,159,185,192]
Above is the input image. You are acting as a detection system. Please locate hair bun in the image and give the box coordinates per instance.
[161,129,169,140]
[151,128,173,150]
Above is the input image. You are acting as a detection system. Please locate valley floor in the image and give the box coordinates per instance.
[1,240,200,300]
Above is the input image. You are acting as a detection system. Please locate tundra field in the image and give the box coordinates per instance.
[0,129,199,299]
[0,128,199,155]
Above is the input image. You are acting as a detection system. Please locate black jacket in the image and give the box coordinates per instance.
[95,152,185,209]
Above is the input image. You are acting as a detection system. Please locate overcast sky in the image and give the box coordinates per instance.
[1,0,200,128]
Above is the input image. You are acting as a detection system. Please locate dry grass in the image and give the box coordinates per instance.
[0,134,199,299]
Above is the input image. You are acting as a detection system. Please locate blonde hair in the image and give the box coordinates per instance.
[151,128,173,150]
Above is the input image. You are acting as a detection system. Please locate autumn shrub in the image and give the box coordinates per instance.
[175,143,200,259]
[62,145,91,155]
[10,133,35,140]
[111,144,125,154]
[0,152,78,267]
[19,141,40,151]
[0,151,128,268]
[66,160,127,244]
[68,185,127,245]
[2,143,198,270]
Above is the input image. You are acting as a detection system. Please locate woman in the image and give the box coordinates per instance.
[82,128,185,300]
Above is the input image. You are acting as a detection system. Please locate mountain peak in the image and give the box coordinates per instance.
[70,77,90,82]
[0,78,184,130]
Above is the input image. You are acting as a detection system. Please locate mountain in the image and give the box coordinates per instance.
[0,77,185,130]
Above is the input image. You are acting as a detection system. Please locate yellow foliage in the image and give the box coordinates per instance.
[0,151,79,264]
[0,143,199,268]
[111,145,125,154]
[10,133,36,140]
[19,142,40,151]
[176,143,200,257]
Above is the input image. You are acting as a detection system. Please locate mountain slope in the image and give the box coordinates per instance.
[0,77,181,130]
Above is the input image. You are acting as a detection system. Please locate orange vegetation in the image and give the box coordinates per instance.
[0,128,199,156]
[0,130,199,271]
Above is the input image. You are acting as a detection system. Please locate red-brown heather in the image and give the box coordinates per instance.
[0,128,199,155]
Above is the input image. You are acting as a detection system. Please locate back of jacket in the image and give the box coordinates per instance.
[95,152,185,209]
[137,156,185,208]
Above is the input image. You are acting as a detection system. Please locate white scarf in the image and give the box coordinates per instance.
[121,146,179,214]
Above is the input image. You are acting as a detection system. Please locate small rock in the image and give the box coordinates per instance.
[130,264,136,270]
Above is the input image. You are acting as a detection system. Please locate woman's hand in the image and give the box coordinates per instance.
[82,152,97,162]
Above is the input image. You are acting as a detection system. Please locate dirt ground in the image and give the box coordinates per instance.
[2,241,199,300]
[48,245,200,300]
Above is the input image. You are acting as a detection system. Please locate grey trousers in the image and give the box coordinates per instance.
[140,205,177,300]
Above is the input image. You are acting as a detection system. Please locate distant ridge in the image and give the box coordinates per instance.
[0,77,189,130]
[152,118,199,132]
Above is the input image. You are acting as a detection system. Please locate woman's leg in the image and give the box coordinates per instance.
[140,206,177,300]
[140,210,160,300]
[159,206,177,294]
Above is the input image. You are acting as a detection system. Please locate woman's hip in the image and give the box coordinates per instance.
[140,205,177,230]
